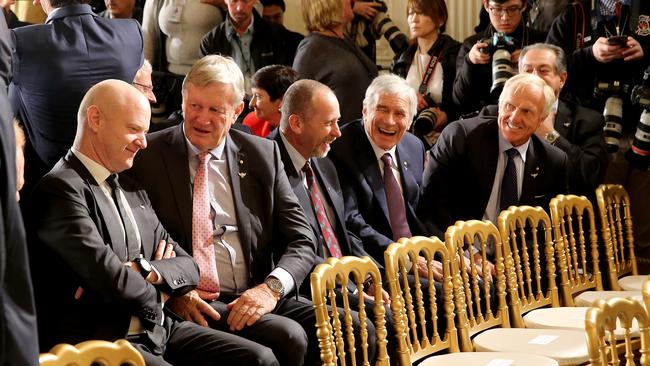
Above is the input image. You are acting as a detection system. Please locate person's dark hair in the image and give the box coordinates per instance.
[51,0,89,8]
[251,65,299,101]
[407,0,448,33]
[260,0,286,12]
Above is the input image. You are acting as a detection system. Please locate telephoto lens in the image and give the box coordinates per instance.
[490,49,514,94]
[632,110,650,156]
[603,96,624,153]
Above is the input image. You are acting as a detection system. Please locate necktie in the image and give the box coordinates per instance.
[303,161,343,258]
[500,148,520,212]
[192,152,220,296]
[381,153,412,241]
[600,0,620,16]
[105,174,140,260]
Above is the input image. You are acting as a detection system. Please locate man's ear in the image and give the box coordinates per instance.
[558,71,568,90]
[483,0,490,12]
[234,101,245,119]
[288,113,302,133]
[86,105,102,132]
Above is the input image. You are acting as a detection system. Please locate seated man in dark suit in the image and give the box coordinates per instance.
[129,55,318,366]
[420,73,568,271]
[10,0,144,191]
[26,80,275,365]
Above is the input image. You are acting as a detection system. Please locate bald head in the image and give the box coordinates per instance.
[75,79,151,173]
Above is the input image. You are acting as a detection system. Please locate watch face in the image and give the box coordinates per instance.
[139,258,152,272]
[266,277,283,293]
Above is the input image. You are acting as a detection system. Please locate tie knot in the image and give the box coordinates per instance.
[198,151,211,166]
[506,148,519,159]
[105,174,119,189]
[381,153,393,167]
[302,160,314,178]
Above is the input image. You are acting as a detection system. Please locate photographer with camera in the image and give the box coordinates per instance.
[390,0,460,149]
[454,0,545,116]
[547,0,650,260]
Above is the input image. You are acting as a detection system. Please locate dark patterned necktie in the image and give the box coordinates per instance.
[105,174,139,260]
[303,161,342,258]
[381,153,412,241]
[500,148,520,212]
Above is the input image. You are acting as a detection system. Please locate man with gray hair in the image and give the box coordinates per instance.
[420,73,568,240]
[329,73,433,264]
[130,55,317,366]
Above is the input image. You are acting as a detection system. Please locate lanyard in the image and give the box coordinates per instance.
[418,38,446,95]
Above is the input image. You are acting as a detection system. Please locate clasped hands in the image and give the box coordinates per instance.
[592,36,644,63]
[415,252,496,281]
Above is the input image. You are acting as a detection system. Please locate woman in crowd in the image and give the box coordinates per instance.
[142,0,225,116]
[391,0,460,148]
[244,65,299,137]
[294,0,378,124]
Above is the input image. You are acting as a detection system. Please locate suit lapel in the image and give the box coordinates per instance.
[478,124,500,211]
[522,138,541,204]
[66,152,128,261]
[124,190,153,259]
[165,126,193,249]
[554,100,572,138]
[313,158,350,254]
[356,134,390,222]
[395,142,417,206]
[225,134,252,263]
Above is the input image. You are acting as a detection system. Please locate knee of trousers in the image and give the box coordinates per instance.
[249,345,280,366]
[277,319,309,354]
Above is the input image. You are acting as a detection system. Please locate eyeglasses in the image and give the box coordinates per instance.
[133,82,154,92]
[488,6,523,16]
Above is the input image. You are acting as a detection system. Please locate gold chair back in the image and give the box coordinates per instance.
[497,205,560,327]
[585,297,650,366]
[596,184,638,290]
[384,236,458,365]
[550,194,604,305]
[39,339,145,366]
[310,256,390,366]
[445,220,509,352]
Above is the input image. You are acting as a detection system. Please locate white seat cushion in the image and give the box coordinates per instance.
[618,275,646,291]
[574,291,641,307]
[523,307,639,339]
[473,328,589,366]
[419,352,559,366]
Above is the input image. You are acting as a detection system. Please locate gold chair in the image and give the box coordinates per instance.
[383,236,458,365]
[550,194,639,308]
[448,219,590,365]
[585,297,650,366]
[310,256,390,366]
[39,339,144,366]
[596,184,643,292]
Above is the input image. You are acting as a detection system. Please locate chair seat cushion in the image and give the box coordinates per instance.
[523,307,640,339]
[574,291,641,307]
[473,328,589,365]
[419,352,559,366]
[618,275,646,291]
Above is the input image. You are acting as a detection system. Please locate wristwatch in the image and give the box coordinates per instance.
[134,257,153,280]
[544,130,561,145]
[264,276,285,299]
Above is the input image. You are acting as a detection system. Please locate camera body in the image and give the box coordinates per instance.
[412,94,438,137]
[479,33,518,95]
[479,32,517,55]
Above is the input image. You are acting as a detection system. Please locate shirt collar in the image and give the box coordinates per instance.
[226,14,254,40]
[279,131,308,174]
[71,147,113,185]
[363,122,398,167]
[498,132,529,163]
[552,98,559,114]
[182,123,226,160]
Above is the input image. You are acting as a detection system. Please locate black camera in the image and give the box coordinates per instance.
[594,80,631,153]
[412,94,438,137]
[479,33,518,95]
[630,66,650,158]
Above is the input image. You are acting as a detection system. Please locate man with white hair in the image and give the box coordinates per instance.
[420,73,568,237]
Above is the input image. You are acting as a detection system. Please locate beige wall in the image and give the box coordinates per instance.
[283,0,483,67]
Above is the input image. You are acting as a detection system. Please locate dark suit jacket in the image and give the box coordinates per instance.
[129,125,316,292]
[199,10,296,68]
[419,114,569,231]
[27,152,198,351]
[329,120,433,263]
[0,13,38,364]
[271,132,375,294]
[9,4,143,169]
[481,101,607,195]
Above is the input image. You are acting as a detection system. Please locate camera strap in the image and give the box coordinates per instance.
[418,39,445,95]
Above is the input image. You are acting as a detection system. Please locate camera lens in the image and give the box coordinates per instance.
[491,49,514,95]
[632,110,650,156]
[603,96,624,153]
[412,109,437,136]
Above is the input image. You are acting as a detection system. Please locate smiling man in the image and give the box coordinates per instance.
[329,74,436,262]
[419,73,568,237]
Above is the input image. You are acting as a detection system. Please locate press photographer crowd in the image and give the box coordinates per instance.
[1,0,650,365]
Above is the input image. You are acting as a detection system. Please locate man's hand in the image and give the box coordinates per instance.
[510,49,522,64]
[353,1,382,20]
[472,252,496,280]
[364,284,391,305]
[227,284,278,331]
[622,36,644,61]
[534,111,556,139]
[167,290,221,327]
[416,256,444,282]
[592,37,626,63]
[469,42,491,65]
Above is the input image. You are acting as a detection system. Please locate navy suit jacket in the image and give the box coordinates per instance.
[27,152,198,351]
[329,119,433,263]
[0,12,38,364]
[129,125,316,292]
[419,115,569,232]
[9,4,143,169]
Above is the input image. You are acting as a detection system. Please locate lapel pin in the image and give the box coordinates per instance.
[530,166,540,178]
[238,172,247,178]
[239,159,244,164]
[563,121,571,127]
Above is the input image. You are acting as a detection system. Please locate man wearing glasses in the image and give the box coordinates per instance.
[453,0,545,116]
